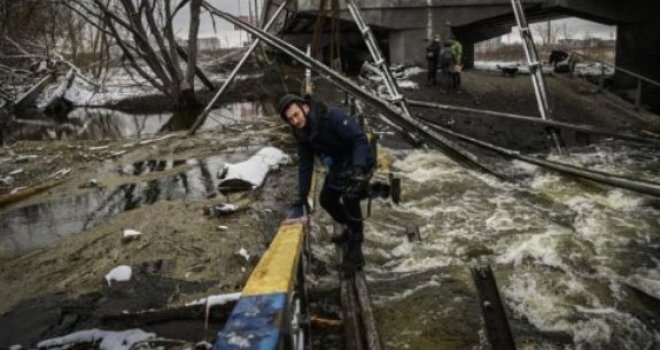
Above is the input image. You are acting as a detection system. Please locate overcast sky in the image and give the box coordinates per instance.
[172,2,616,46]
[502,18,616,43]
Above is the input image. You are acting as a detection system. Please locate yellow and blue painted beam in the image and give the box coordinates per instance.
[214,222,305,349]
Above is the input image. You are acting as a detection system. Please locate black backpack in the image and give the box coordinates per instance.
[426,45,439,60]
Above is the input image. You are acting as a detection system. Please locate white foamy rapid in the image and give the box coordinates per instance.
[311,146,660,348]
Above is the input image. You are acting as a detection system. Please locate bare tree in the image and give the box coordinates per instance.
[64,0,204,109]
[533,20,561,48]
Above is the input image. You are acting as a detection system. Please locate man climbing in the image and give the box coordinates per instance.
[278,93,375,273]
[449,35,463,89]
[425,36,441,86]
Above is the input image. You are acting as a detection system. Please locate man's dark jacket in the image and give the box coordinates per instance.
[294,100,374,199]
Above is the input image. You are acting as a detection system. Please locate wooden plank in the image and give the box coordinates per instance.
[355,273,383,350]
[242,223,304,296]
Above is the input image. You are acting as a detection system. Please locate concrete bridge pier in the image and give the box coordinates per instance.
[389,29,427,67]
[615,18,660,113]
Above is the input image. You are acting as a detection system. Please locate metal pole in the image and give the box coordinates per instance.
[188,1,287,135]
[305,44,313,94]
[472,265,517,350]
[511,0,566,155]
[421,121,660,198]
[344,0,411,118]
[408,99,660,145]
[635,79,643,110]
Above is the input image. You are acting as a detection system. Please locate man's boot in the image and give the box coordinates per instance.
[331,227,349,244]
[341,242,365,274]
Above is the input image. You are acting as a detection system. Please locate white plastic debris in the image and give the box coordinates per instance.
[237,248,250,262]
[88,145,110,151]
[9,168,23,176]
[105,265,132,286]
[123,229,142,239]
[0,176,14,186]
[37,328,154,350]
[218,147,290,191]
[185,292,242,306]
[216,225,229,231]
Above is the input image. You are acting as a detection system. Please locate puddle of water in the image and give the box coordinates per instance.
[11,101,267,141]
[0,148,262,256]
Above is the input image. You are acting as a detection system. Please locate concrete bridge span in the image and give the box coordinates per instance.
[269,0,660,112]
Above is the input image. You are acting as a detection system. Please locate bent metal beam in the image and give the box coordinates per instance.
[201,1,502,178]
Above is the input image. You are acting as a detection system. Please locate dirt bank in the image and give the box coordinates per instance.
[0,113,298,347]
[405,69,651,154]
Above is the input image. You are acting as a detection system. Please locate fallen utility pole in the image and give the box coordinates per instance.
[188,0,288,135]
[511,0,567,155]
[202,2,502,177]
[420,118,660,198]
[408,99,660,146]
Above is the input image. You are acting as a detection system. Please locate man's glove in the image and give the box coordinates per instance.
[344,167,370,200]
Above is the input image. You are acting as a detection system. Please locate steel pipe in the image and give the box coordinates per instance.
[408,99,660,146]
[421,119,660,198]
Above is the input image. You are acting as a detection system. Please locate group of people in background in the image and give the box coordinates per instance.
[426,35,463,92]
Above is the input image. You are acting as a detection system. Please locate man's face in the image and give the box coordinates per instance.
[284,103,309,129]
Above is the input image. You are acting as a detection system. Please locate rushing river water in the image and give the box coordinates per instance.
[312,140,660,349]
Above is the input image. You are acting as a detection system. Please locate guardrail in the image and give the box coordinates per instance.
[213,218,310,349]
[569,51,660,110]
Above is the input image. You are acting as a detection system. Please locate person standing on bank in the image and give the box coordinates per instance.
[449,35,463,89]
[278,94,375,273]
[426,36,441,86]
[439,41,455,92]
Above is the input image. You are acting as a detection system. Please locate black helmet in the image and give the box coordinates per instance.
[277,93,308,122]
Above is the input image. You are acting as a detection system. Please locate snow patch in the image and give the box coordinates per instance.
[37,329,154,350]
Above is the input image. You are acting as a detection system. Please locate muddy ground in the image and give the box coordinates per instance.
[405,69,655,154]
[0,115,300,346]
[0,65,657,348]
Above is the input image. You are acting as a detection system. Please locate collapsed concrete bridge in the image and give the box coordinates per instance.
[263,0,660,112]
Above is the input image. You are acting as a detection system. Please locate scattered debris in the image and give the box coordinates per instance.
[205,203,239,217]
[14,155,37,164]
[404,225,422,242]
[310,315,343,328]
[122,229,142,242]
[236,248,250,263]
[8,168,23,176]
[105,265,133,286]
[37,328,155,350]
[48,168,71,180]
[88,145,110,151]
[79,178,99,189]
[0,176,14,186]
[217,146,289,192]
[216,225,229,231]
[185,292,242,307]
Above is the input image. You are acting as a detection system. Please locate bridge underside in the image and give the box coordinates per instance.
[278,0,660,112]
